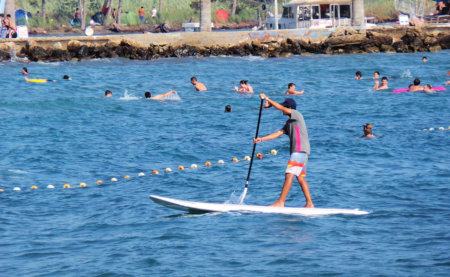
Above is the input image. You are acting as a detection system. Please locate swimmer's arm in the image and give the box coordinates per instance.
[260,94,291,114]
[447,70,450,76]
[373,80,379,90]
[254,130,284,144]
[234,86,239,91]
[153,90,176,100]
[248,85,254,93]
[290,90,304,95]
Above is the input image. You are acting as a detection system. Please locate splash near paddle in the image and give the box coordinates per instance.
[392,87,446,93]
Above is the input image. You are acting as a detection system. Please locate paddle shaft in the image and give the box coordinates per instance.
[245,99,264,187]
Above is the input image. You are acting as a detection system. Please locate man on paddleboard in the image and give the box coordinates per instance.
[254,95,314,208]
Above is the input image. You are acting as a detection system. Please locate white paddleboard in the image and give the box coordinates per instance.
[150,195,369,216]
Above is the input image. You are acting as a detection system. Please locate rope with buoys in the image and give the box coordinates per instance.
[0,148,282,192]
[422,127,450,131]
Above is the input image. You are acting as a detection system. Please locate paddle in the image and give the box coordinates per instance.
[240,98,264,204]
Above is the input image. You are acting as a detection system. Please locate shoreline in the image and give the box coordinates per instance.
[1,26,450,63]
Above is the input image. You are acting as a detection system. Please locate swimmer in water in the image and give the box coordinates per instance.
[355,71,362,80]
[105,90,112,97]
[373,71,380,79]
[423,84,436,93]
[374,77,388,90]
[286,83,304,95]
[145,90,178,100]
[25,77,57,83]
[445,70,450,85]
[190,77,207,91]
[234,80,254,93]
[361,124,375,138]
[409,78,423,92]
[224,105,232,112]
[63,75,71,80]
[422,56,427,62]
[22,67,29,75]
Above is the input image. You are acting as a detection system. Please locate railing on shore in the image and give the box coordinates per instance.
[424,15,450,24]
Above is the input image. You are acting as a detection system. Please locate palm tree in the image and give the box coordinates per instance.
[104,0,115,26]
[200,0,211,32]
[352,0,365,26]
[231,0,237,15]
[42,0,46,21]
[117,0,123,24]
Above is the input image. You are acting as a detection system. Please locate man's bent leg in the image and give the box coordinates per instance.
[297,176,314,208]
[270,173,295,207]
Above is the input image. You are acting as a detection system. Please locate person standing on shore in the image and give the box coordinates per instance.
[138,7,145,24]
[253,95,314,208]
[190,77,207,91]
[151,7,157,18]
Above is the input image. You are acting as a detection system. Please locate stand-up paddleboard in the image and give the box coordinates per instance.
[150,195,369,216]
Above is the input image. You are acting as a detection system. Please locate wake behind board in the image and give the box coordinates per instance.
[150,195,369,216]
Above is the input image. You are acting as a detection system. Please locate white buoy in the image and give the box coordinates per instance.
[218,160,224,164]
[111,178,118,182]
[85,26,94,36]
[191,164,198,169]
[244,156,251,161]
[270,150,278,155]
[138,172,145,177]
[47,185,55,189]
[13,187,21,191]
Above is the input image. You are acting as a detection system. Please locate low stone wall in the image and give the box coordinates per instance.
[1,27,449,62]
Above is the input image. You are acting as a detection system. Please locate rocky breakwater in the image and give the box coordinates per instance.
[1,27,450,63]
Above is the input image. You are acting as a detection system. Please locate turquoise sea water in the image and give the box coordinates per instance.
[1,51,450,276]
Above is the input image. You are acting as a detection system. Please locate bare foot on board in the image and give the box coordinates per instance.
[303,203,314,208]
[269,201,285,207]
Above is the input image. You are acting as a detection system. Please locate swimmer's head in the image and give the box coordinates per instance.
[288,83,295,89]
[225,105,232,112]
[105,90,112,97]
[239,80,247,87]
[145,91,152,98]
[363,123,373,135]
[381,76,388,85]
[63,75,71,80]
[409,84,413,88]
[22,67,28,73]
[280,98,297,114]
[190,76,197,84]
[425,84,432,89]
[422,56,427,62]
[355,71,362,79]
[0,14,4,19]
[374,71,380,78]
[414,78,420,86]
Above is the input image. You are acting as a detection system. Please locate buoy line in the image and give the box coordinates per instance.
[422,127,450,131]
[0,148,282,192]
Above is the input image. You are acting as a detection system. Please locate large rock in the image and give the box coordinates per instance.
[410,37,423,52]
[367,31,393,46]
[105,38,121,49]
[53,42,63,50]
[380,44,396,53]
[67,40,82,52]
[0,42,15,52]
[439,35,450,49]
[325,34,365,47]
[0,50,11,61]
[121,38,141,48]
[393,41,409,52]
[429,43,442,52]
[30,46,48,61]
[424,36,437,45]
[77,45,89,58]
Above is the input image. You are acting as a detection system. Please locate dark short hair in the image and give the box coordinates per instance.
[423,56,427,59]
[190,77,197,82]
[374,71,380,75]
[145,91,151,98]
[6,14,11,17]
[288,83,295,88]
[141,6,144,8]
[425,84,432,89]
[356,71,361,76]
[225,105,232,112]
[414,78,420,85]
[408,84,413,88]
[381,76,388,81]
[105,90,112,96]
[0,14,4,18]
[22,67,28,72]
[63,75,69,79]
